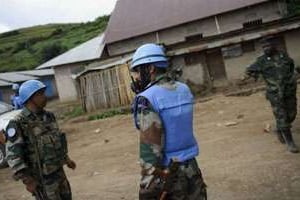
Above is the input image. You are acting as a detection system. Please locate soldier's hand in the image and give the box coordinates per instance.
[22,176,38,193]
[66,158,76,170]
[0,130,5,144]
[237,76,247,85]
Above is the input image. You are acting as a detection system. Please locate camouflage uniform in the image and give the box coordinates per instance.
[135,76,207,200]
[5,107,72,200]
[246,50,298,151]
[246,51,297,129]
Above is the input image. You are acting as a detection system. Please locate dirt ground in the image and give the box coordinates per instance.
[1,89,300,200]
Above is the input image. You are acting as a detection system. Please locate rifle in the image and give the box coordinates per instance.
[29,128,49,200]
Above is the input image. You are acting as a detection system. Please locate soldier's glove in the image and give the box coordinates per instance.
[22,176,38,194]
[66,157,76,170]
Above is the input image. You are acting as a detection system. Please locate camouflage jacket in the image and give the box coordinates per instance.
[135,76,177,172]
[5,107,68,180]
[246,51,297,97]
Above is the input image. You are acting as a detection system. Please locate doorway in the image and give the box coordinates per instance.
[206,49,227,87]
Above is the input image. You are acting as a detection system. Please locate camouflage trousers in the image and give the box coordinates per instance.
[267,92,297,131]
[35,168,72,200]
[139,159,207,200]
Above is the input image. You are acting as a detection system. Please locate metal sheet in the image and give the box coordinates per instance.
[18,69,54,77]
[105,0,269,43]
[0,72,37,83]
[36,34,105,69]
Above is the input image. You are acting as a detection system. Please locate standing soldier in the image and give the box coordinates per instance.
[5,80,76,199]
[244,36,299,153]
[131,43,207,200]
[10,83,23,110]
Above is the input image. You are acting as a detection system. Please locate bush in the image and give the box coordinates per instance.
[12,37,45,54]
[40,42,67,62]
[4,46,13,51]
[51,28,64,37]
[287,0,300,16]
[0,30,19,38]
[12,42,26,53]
[95,15,110,24]
[27,36,46,45]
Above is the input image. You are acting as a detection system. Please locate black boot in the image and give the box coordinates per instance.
[275,130,285,144]
[282,129,299,153]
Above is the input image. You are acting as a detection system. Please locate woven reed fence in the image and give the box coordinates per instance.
[77,64,135,112]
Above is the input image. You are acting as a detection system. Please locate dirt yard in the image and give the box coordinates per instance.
[1,89,300,200]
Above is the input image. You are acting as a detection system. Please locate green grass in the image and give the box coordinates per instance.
[64,106,85,118]
[64,105,131,120]
[88,108,131,121]
[0,15,109,72]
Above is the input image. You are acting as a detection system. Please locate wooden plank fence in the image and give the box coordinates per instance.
[77,64,135,112]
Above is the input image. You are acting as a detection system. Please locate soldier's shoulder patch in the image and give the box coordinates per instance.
[5,122,19,142]
[7,128,16,137]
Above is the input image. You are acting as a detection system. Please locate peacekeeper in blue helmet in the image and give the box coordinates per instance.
[5,80,76,200]
[10,83,23,110]
[131,43,207,200]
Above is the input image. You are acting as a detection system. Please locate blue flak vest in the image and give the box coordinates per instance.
[134,82,199,166]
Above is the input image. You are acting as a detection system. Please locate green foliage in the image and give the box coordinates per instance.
[286,0,300,16]
[0,30,19,38]
[88,108,131,121]
[12,42,27,53]
[40,42,67,62]
[0,15,109,72]
[50,28,64,37]
[65,106,85,118]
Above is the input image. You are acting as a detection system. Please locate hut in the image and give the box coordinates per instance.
[75,56,134,112]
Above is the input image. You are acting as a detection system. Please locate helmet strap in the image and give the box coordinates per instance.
[140,66,151,90]
[130,65,168,94]
[130,65,151,94]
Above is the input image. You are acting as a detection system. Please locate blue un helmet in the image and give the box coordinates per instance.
[131,43,168,70]
[19,80,46,104]
[130,44,169,94]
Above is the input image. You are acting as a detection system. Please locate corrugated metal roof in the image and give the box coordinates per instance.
[18,69,54,77]
[74,55,132,79]
[105,0,269,43]
[36,34,105,69]
[0,80,12,87]
[0,72,37,83]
